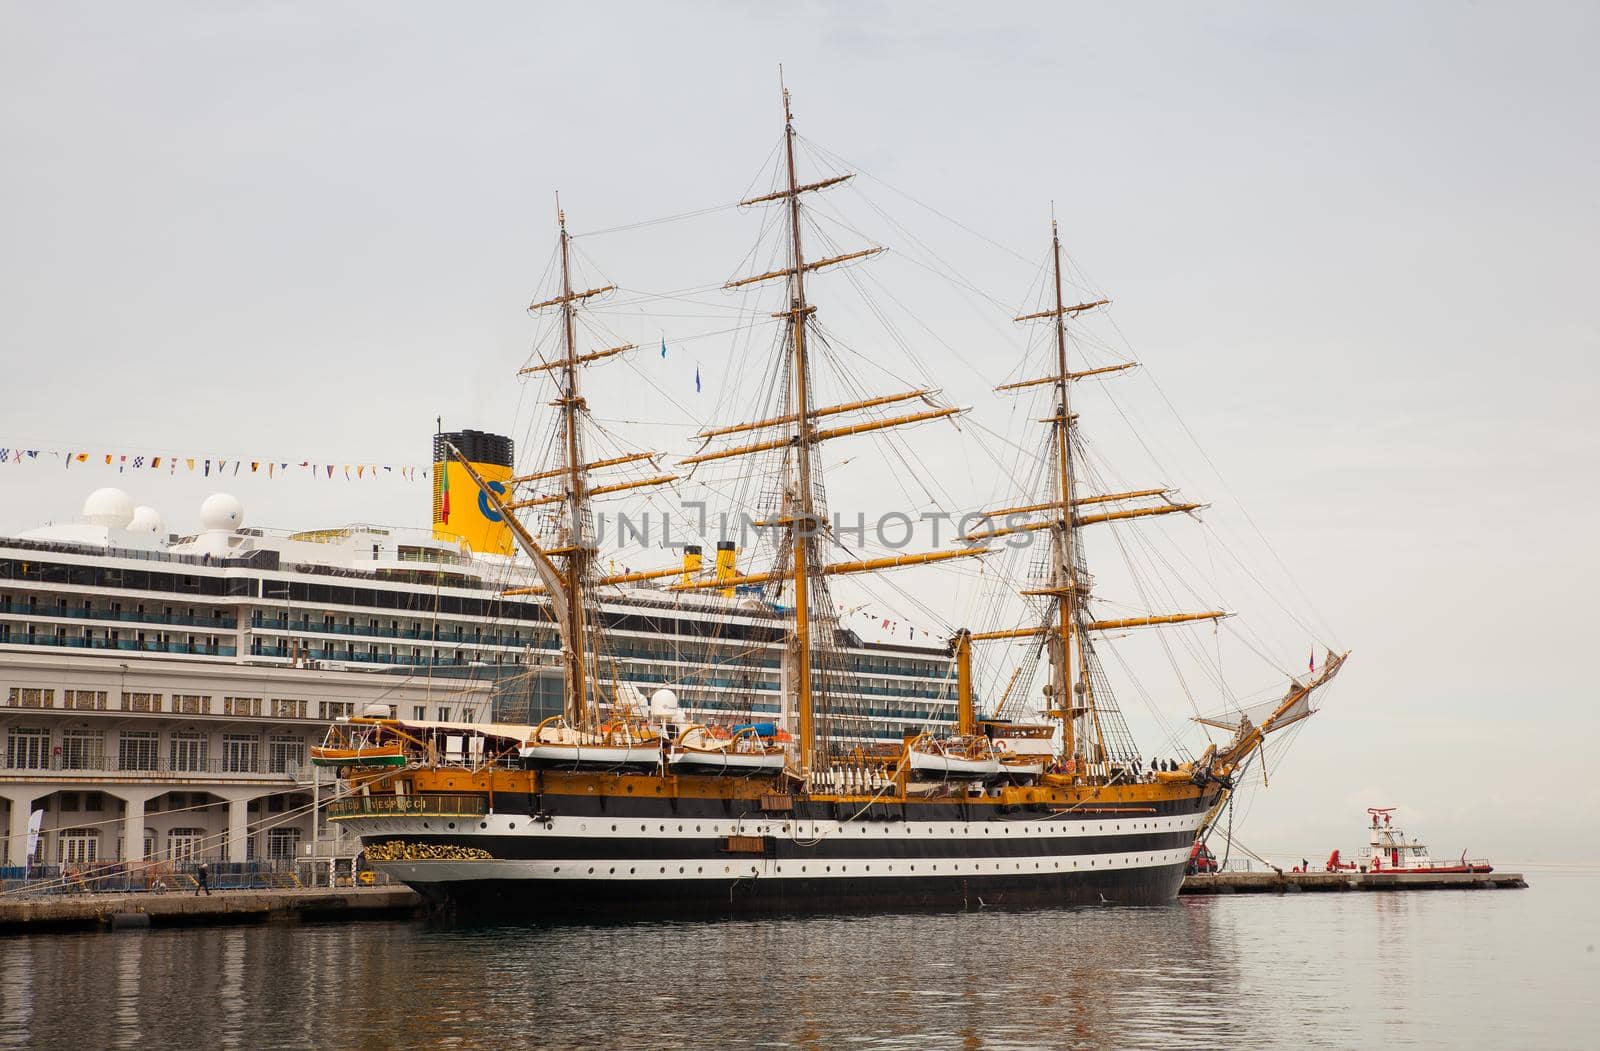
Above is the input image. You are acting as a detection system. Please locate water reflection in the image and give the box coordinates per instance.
[3,874,1595,1050]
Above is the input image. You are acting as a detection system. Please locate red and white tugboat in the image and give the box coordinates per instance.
[1325,808,1493,874]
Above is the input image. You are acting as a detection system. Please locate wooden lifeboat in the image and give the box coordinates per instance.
[907,734,1002,780]
[517,716,662,770]
[311,724,409,768]
[667,725,787,774]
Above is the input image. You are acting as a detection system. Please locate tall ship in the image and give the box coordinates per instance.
[327,89,1347,915]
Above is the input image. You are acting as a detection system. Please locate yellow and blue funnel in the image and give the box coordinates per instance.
[432,429,515,556]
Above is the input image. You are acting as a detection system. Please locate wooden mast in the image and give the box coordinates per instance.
[781,86,819,777]
[556,203,592,726]
[1048,218,1080,768]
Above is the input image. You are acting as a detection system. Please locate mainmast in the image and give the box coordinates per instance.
[679,85,983,775]
[780,87,820,776]
[1047,219,1080,763]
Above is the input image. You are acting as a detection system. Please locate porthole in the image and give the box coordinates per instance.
[659,867,666,874]
[587,867,594,874]
[678,866,685,874]
[509,822,516,830]
[479,822,488,830]
[447,822,455,830]
[609,867,615,874]
[629,867,635,874]
[611,824,617,831]
[554,866,561,873]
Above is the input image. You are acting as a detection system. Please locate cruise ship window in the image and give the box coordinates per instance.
[268,737,304,774]
[61,730,105,770]
[170,733,207,773]
[5,727,49,770]
[7,687,55,709]
[222,734,259,774]
[118,731,158,771]
[57,829,99,865]
[125,692,160,713]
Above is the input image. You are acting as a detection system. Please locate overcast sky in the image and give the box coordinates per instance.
[3,2,1597,864]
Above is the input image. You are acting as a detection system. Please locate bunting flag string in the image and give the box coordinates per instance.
[0,442,430,481]
[846,606,935,643]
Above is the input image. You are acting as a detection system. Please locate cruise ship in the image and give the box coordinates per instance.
[0,430,960,880]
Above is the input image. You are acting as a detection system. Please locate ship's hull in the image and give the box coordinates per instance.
[345,783,1218,919]
[389,863,1189,918]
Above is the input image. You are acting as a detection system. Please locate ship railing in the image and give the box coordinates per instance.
[326,793,489,819]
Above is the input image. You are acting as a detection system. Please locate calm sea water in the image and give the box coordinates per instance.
[2,867,1595,1049]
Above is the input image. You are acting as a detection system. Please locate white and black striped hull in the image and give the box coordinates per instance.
[348,790,1216,917]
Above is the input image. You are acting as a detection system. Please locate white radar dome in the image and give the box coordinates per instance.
[82,488,136,529]
[199,493,245,532]
[128,506,165,534]
[649,688,681,718]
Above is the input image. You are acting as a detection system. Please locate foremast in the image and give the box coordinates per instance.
[487,204,677,727]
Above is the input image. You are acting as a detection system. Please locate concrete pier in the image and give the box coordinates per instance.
[0,885,424,933]
[1182,870,1528,895]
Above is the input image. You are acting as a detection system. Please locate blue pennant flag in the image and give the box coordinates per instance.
[695,365,701,394]
[660,336,668,359]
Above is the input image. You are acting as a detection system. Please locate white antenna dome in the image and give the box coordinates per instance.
[199,493,245,532]
[128,506,165,534]
[82,488,136,529]
[649,688,681,719]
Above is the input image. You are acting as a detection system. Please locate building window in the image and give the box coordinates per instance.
[222,734,259,773]
[63,689,108,711]
[167,828,205,861]
[318,701,353,721]
[60,730,106,771]
[413,706,426,721]
[272,698,308,719]
[5,727,49,770]
[265,827,301,861]
[58,828,100,865]
[118,731,159,771]
[172,694,208,715]
[126,692,161,713]
[436,707,451,722]
[268,737,304,775]
[6,687,55,709]
[223,696,262,717]
[170,732,208,773]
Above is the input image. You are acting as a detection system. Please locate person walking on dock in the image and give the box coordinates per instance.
[195,862,211,896]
